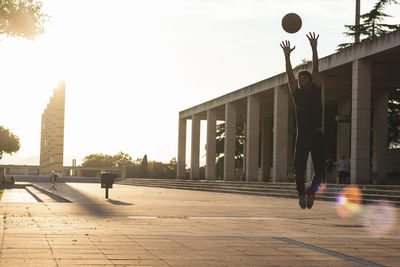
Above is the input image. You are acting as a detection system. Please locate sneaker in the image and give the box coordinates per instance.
[298,194,306,209]
[306,188,315,209]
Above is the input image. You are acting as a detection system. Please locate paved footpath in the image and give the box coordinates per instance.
[0,182,399,266]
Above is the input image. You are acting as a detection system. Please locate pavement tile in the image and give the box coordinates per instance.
[1,254,55,260]
[52,253,108,260]
[100,248,149,254]
[0,259,57,266]
[162,259,227,266]
[110,259,168,266]
[105,253,159,260]
[56,259,114,265]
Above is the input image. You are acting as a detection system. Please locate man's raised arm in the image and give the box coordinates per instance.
[280,40,297,94]
[307,32,321,88]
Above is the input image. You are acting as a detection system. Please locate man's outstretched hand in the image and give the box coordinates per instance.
[307,32,319,49]
[280,40,295,57]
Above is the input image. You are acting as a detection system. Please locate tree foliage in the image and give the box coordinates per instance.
[338,0,400,50]
[215,122,245,178]
[81,153,115,168]
[81,152,177,178]
[0,126,20,160]
[140,154,148,177]
[0,0,48,39]
[113,151,133,167]
[388,88,400,148]
[147,158,176,179]
[81,151,134,168]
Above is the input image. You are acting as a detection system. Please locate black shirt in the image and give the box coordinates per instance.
[292,83,322,133]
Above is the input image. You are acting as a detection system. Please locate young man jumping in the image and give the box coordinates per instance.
[280,32,325,209]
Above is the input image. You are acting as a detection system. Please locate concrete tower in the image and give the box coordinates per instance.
[39,81,66,176]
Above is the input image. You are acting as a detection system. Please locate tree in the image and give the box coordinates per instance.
[80,152,178,179]
[126,157,142,178]
[388,88,400,148]
[215,122,245,178]
[113,151,133,167]
[167,157,177,178]
[81,152,137,168]
[338,0,400,50]
[0,0,48,39]
[148,160,168,178]
[0,126,20,160]
[294,59,311,71]
[140,154,148,177]
[81,153,115,168]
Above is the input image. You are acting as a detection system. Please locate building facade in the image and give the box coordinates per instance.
[39,81,66,176]
[177,30,400,184]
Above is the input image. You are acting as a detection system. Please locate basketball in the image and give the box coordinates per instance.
[282,13,302,34]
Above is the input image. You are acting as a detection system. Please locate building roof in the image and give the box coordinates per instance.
[179,30,400,120]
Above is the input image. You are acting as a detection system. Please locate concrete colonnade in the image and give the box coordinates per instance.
[178,29,400,183]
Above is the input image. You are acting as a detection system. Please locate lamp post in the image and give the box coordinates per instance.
[355,0,361,43]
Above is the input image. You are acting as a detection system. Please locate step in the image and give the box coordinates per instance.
[25,186,59,203]
[120,179,400,197]
[118,178,400,206]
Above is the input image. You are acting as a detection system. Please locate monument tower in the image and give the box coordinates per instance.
[39,81,65,175]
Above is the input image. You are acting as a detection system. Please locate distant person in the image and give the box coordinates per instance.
[280,32,325,209]
[9,176,15,185]
[49,171,58,190]
[325,158,334,184]
[337,156,349,184]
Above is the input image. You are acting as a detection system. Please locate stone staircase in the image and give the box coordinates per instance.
[118,178,400,206]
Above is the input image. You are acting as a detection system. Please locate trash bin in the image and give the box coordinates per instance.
[101,172,118,188]
[101,172,118,199]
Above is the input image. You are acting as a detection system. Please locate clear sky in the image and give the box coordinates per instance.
[1,0,399,166]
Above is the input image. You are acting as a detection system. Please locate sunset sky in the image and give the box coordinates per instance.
[1,0,399,166]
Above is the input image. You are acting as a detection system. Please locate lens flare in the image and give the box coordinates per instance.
[316,183,327,196]
[362,201,397,237]
[336,186,363,218]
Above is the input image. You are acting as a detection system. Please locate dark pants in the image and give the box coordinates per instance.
[294,130,325,195]
[339,171,347,184]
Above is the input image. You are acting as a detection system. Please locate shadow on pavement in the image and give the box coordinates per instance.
[106,199,134,205]
[54,183,134,216]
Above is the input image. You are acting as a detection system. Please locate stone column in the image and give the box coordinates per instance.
[190,114,201,180]
[206,109,216,180]
[177,118,187,179]
[224,103,237,181]
[351,59,372,184]
[242,122,246,180]
[373,89,389,184]
[272,86,289,182]
[337,100,351,161]
[262,117,273,182]
[246,95,260,182]
[287,107,296,181]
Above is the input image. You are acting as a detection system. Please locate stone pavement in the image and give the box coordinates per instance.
[0,182,399,266]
